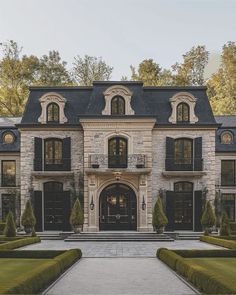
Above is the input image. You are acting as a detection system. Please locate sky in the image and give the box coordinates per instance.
[0,0,235,79]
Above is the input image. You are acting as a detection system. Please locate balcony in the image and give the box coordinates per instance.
[34,158,71,172]
[89,154,147,169]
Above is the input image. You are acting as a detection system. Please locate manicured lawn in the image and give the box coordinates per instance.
[0,258,51,283]
[185,257,236,286]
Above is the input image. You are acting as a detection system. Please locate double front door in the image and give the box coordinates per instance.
[100,184,137,230]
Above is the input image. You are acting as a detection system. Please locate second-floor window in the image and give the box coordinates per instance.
[47,103,59,123]
[108,137,127,168]
[111,96,125,115]
[174,138,193,165]
[1,161,16,187]
[177,102,190,123]
[45,139,63,167]
[221,160,236,186]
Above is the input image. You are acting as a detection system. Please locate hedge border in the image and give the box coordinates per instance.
[200,236,236,249]
[0,249,82,294]
[0,237,40,250]
[157,248,236,294]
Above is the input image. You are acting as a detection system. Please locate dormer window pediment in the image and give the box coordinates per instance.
[168,92,198,124]
[38,92,68,124]
[102,85,134,115]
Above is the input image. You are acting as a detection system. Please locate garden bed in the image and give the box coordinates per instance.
[0,249,82,294]
[200,236,236,249]
[157,248,236,294]
[0,237,41,250]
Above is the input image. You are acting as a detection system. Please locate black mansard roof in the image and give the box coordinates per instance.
[0,117,21,152]
[215,115,236,153]
[19,81,217,126]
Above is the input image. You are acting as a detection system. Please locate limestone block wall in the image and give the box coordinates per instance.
[152,128,216,203]
[20,129,84,213]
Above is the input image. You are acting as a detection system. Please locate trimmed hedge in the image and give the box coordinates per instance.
[218,235,236,241]
[0,237,40,250]
[0,222,6,235]
[157,248,236,294]
[200,236,236,249]
[0,250,65,259]
[0,249,82,294]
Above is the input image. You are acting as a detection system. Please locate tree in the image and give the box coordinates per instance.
[152,196,168,233]
[207,42,236,115]
[35,50,73,86]
[70,198,84,232]
[201,201,216,235]
[21,200,36,233]
[73,55,113,86]
[4,211,16,237]
[220,211,231,236]
[172,45,209,86]
[0,40,39,115]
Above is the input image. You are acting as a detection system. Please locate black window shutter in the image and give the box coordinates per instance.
[166,137,175,171]
[194,190,203,231]
[62,191,71,231]
[33,191,42,231]
[165,191,175,231]
[62,137,71,171]
[194,137,202,171]
[34,137,42,171]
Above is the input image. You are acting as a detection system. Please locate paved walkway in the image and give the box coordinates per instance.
[45,258,197,295]
[23,239,222,257]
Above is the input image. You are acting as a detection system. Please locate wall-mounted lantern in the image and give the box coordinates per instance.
[142,195,146,210]
[90,195,94,210]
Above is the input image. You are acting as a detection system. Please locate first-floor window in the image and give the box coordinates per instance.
[174,138,193,165]
[222,194,235,221]
[44,139,63,165]
[1,194,16,221]
[221,160,236,186]
[1,161,16,187]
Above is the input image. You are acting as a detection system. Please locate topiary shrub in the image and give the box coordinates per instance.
[152,196,168,233]
[4,211,16,237]
[70,198,84,233]
[21,200,36,234]
[220,211,231,236]
[201,200,216,235]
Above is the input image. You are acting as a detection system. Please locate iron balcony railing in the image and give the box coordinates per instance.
[89,154,146,169]
[165,157,203,171]
[34,158,71,171]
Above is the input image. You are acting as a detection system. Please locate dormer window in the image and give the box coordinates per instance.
[177,102,190,123]
[47,103,59,123]
[221,131,234,144]
[111,96,125,115]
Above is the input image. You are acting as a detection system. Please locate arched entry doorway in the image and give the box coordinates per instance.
[99,183,137,230]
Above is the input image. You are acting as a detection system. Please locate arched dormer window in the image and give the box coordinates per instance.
[108,137,128,168]
[174,138,193,165]
[111,96,125,115]
[221,131,234,144]
[177,102,190,123]
[47,103,59,123]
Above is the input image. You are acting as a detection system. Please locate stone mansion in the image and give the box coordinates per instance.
[0,81,235,232]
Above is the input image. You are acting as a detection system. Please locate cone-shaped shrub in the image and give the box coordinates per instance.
[70,198,84,227]
[21,200,36,227]
[152,196,168,233]
[31,227,37,237]
[4,211,16,237]
[220,211,231,236]
[201,200,216,235]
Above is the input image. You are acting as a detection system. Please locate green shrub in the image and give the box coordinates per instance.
[152,196,168,232]
[31,227,37,237]
[156,248,180,270]
[0,250,64,258]
[0,237,40,250]
[4,211,16,237]
[70,198,84,227]
[220,211,231,236]
[21,200,36,228]
[200,236,236,249]
[0,222,6,235]
[230,222,236,232]
[201,200,216,235]
[174,249,236,258]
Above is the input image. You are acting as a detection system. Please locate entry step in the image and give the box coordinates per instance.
[64,232,174,242]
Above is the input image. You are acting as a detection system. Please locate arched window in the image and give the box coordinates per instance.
[174,181,193,192]
[174,138,193,165]
[108,137,128,168]
[176,102,190,123]
[221,131,234,144]
[47,103,59,123]
[44,138,62,167]
[111,96,125,115]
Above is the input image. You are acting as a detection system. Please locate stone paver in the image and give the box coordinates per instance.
[45,258,196,295]
[22,240,222,257]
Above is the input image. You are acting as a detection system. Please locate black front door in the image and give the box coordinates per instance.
[44,182,70,231]
[99,184,137,230]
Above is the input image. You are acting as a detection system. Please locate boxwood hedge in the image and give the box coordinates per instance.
[200,236,236,249]
[0,249,82,294]
[157,248,236,294]
[0,237,40,250]
[0,222,6,235]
